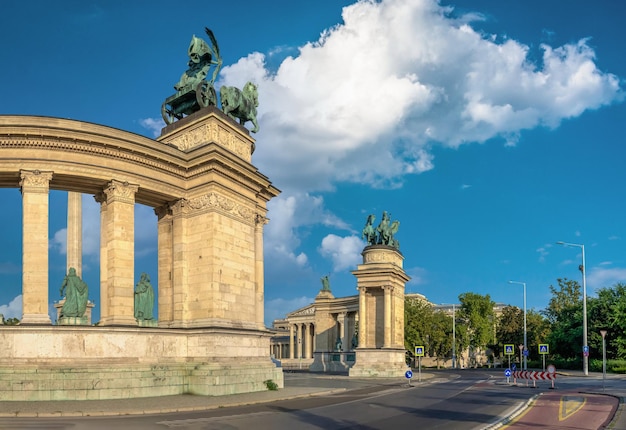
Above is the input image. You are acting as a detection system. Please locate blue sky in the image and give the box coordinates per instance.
[0,0,624,326]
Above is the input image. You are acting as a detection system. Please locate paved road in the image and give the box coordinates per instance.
[0,370,623,429]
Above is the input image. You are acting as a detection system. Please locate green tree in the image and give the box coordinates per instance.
[404,297,434,360]
[4,317,20,325]
[429,310,454,368]
[588,283,626,359]
[458,292,495,366]
[542,278,582,360]
[495,305,523,355]
[526,309,550,357]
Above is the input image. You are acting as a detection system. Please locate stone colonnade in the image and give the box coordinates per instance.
[0,108,283,400]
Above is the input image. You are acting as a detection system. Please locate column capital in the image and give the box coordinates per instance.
[19,170,53,191]
[103,180,139,204]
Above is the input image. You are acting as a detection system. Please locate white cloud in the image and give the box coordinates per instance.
[214,0,622,274]
[587,267,626,290]
[139,117,165,138]
[265,296,314,326]
[264,192,351,273]
[0,295,22,319]
[217,0,621,195]
[406,266,427,285]
[319,234,363,272]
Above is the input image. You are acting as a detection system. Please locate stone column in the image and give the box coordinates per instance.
[358,286,367,348]
[338,313,347,351]
[254,215,267,328]
[305,323,313,358]
[95,193,108,322]
[156,204,173,326]
[296,324,302,359]
[383,286,392,348]
[98,180,139,326]
[20,170,53,325]
[67,192,82,277]
[289,324,295,359]
[169,199,187,325]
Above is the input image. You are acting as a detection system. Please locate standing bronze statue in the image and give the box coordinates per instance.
[59,267,89,318]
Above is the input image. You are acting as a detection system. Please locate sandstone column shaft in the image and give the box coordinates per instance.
[289,324,295,359]
[156,205,173,326]
[20,170,53,325]
[383,286,392,348]
[296,324,302,358]
[254,215,266,329]
[67,191,82,277]
[358,287,367,348]
[98,180,138,326]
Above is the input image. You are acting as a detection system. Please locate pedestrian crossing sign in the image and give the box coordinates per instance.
[504,344,514,355]
[539,344,549,355]
[415,346,425,357]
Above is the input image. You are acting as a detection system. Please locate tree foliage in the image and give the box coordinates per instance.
[458,292,495,350]
[401,279,626,368]
[543,278,583,359]
[588,283,626,359]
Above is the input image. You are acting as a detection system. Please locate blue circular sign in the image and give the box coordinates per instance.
[504,369,511,377]
[405,370,413,379]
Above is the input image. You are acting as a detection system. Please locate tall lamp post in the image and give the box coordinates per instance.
[509,281,527,370]
[556,241,588,376]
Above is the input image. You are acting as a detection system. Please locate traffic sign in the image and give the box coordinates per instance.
[583,345,589,353]
[504,344,514,355]
[512,363,517,371]
[415,346,425,357]
[539,344,549,355]
[547,364,556,374]
[504,369,511,377]
[523,349,529,357]
[405,370,413,379]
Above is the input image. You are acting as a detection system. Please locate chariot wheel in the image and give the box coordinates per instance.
[161,102,174,125]
[196,81,217,108]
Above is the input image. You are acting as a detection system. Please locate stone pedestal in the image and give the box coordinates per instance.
[54,300,95,326]
[349,245,410,378]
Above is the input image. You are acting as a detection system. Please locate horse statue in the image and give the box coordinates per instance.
[388,220,400,249]
[361,214,377,246]
[377,211,400,249]
[219,81,259,133]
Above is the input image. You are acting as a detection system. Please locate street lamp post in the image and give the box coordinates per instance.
[509,281,527,370]
[556,241,588,376]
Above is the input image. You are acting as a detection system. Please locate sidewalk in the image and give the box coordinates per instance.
[0,386,353,418]
[0,374,410,418]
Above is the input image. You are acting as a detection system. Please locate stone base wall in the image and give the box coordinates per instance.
[0,326,283,401]
[309,352,356,373]
[348,348,408,378]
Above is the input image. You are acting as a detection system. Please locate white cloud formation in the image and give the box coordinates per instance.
[0,295,22,319]
[139,118,165,138]
[138,0,623,305]
[319,234,364,272]
[587,267,626,290]
[218,0,621,194]
[264,193,352,272]
[213,0,622,277]
[265,296,314,327]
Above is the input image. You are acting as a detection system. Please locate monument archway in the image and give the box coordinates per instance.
[0,107,282,400]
